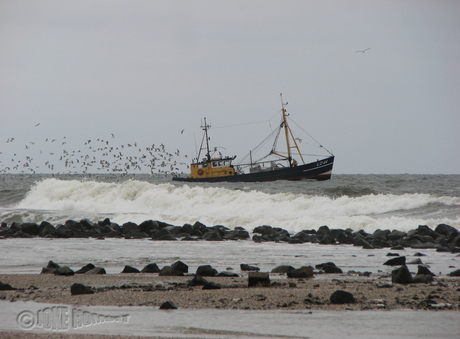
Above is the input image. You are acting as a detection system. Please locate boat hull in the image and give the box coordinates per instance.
[172,156,334,182]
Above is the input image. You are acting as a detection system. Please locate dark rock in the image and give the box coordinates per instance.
[121,265,140,273]
[330,290,355,304]
[159,301,178,310]
[316,225,332,238]
[171,261,188,274]
[412,274,434,283]
[448,269,460,277]
[391,265,412,284]
[138,220,160,234]
[159,266,184,276]
[55,225,73,238]
[216,271,239,277]
[39,222,56,237]
[386,252,400,256]
[41,260,60,274]
[85,267,106,275]
[387,230,407,241]
[180,223,195,235]
[371,238,391,248]
[54,267,75,276]
[435,224,459,239]
[383,256,406,266]
[335,230,354,244]
[187,275,208,287]
[248,272,270,287]
[196,265,218,276]
[121,222,138,234]
[202,230,222,241]
[271,265,295,274]
[319,234,336,245]
[141,263,160,273]
[192,221,207,233]
[315,262,342,273]
[75,263,96,274]
[0,282,16,290]
[202,281,221,290]
[287,266,314,278]
[151,228,177,241]
[80,219,95,230]
[373,229,390,240]
[20,223,40,236]
[413,252,426,256]
[240,263,260,271]
[71,283,94,295]
[353,235,372,248]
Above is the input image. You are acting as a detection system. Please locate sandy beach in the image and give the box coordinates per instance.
[1,271,459,338]
[1,272,459,311]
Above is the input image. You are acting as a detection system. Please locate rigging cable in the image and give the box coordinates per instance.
[287,117,334,156]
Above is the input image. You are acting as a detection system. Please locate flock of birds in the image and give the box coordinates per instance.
[1,131,189,177]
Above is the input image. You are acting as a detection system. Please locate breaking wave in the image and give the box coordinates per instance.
[7,178,459,234]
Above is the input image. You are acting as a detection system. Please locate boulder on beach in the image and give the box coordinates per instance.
[171,260,188,274]
[202,281,221,290]
[159,266,184,276]
[0,281,16,290]
[141,263,160,273]
[121,265,140,273]
[196,265,218,276]
[383,256,406,266]
[85,267,106,275]
[391,265,412,284]
[240,263,260,271]
[187,275,209,287]
[216,271,239,277]
[248,272,270,287]
[54,266,75,276]
[448,269,460,277]
[330,290,356,304]
[271,265,295,274]
[287,266,314,279]
[41,260,61,274]
[75,263,96,274]
[315,262,343,274]
[159,301,178,310]
[71,283,94,295]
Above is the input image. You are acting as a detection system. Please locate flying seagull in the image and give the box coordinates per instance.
[356,48,370,53]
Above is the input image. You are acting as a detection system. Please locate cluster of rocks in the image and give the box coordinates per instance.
[1,219,459,252]
[0,219,249,241]
[253,224,460,253]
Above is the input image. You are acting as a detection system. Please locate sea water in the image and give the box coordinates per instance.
[1,174,459,338]
[1,174,459,233]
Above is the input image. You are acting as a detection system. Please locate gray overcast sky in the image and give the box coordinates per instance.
[1,0,459,175]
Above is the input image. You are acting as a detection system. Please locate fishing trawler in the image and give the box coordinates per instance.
[172,94,334,182]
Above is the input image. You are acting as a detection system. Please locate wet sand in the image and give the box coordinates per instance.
[1,272,459,338]
[1,272,459,311]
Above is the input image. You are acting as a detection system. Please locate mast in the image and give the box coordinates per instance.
[280,94,292,166]
[202,118,211,162]
[279,93,305,166]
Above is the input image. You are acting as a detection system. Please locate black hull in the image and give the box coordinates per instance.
[173,156,334,183]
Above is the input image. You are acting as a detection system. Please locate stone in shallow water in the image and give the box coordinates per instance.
[330,290,356,304]
[159,301,178,310]
[71,283,94,295]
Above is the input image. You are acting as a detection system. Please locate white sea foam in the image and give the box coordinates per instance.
[15,178,460,233]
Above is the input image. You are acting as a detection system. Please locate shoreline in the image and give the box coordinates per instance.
[1,273,459,311]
